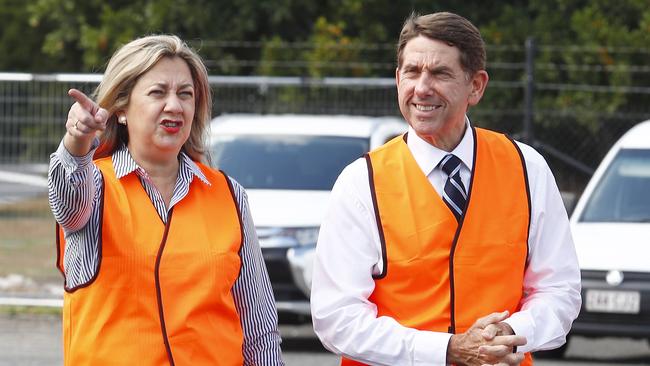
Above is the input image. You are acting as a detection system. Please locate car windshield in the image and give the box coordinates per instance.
[210,134,369,190]
[580,148,650,223]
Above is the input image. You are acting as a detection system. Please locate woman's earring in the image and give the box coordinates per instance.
[118,115,127,125]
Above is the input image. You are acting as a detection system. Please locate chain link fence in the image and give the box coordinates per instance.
[0,53,649,267]
[1,39,650,196]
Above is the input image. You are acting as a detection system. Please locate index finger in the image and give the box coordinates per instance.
[482,324,499,340]
[480,351,524,366]
[68,88,98,115]
[474,311,509,329]
[490,335,527,348]
[479,344,512,359]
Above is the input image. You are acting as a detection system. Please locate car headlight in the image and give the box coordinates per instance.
[287,246,316,296]
[256,226,319,247]
[291,227,320,246]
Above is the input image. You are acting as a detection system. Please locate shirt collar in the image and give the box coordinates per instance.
[407,115,475,176]
[179,153,211,186]
[112,144,211,186]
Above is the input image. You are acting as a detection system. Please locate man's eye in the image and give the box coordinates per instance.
[403,69,418,77]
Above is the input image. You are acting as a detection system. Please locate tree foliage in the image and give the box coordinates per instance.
[4,0,648,78]
[2,0,649,189]
[4,0,648,137]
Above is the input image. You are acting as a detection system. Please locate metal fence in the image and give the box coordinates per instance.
[1,69,649,195]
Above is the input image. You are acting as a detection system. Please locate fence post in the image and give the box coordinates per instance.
[524,37,536,144]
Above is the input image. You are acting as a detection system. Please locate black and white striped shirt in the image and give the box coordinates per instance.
[48,139,284,365]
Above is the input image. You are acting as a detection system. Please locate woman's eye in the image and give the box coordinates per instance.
[149,89,164,96]
[180,91,194,98]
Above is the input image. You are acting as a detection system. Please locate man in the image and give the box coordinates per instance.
[311,12,581,366]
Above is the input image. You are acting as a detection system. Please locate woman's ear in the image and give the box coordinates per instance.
[116,112,127,125]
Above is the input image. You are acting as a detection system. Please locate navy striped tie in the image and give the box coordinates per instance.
[440,154,467,222]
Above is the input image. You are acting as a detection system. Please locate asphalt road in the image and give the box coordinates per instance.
[1,313,649,366]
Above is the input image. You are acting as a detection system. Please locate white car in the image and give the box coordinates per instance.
[209,114,407,321]
[567,119,650,351]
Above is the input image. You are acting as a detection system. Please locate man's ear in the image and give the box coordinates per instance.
[395,67,401,87]
[468,70,489,106]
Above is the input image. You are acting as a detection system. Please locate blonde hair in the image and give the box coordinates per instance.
[93,34,211,162]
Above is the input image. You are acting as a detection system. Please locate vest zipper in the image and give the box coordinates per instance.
[155,208,175,366]
[449,127,478,334]
[448,221,463,334]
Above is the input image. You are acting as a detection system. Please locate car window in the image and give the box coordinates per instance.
[211,134,369,190]
[580,148,650,223]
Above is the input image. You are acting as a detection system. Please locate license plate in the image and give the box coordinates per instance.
[585,290,640,314]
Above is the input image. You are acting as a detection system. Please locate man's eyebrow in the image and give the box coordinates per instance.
[401,63,454,75]
[428,65,454,74]
[401,63,420,72]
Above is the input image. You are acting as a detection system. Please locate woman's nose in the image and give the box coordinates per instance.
[164,95,183,113]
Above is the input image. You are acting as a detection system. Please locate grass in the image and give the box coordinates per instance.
[0,305,62,316]
[0,196,61,285]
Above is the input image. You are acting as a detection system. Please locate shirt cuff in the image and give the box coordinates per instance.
[56,138,98,171]
[503,311,535,353]
[413,330,452,366]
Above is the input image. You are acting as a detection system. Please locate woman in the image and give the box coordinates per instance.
[48,35,284,365]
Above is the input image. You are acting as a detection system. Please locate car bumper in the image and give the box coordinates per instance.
[261,245,314,319]
[571,270,650,338]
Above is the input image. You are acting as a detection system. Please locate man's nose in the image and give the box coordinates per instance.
[414,72,434,97]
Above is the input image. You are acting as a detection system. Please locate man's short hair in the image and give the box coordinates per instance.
[396,12,486,77]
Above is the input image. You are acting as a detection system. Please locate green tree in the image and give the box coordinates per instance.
[0,0,50,71]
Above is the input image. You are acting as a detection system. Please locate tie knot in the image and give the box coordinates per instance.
[440,154,462,176]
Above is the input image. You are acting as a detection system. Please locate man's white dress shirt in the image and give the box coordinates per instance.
[311,121,581,366]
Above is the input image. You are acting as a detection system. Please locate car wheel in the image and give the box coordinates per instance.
[533,338,570,359]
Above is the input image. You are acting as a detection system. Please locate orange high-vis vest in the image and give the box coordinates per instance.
[56,157,245,366]
[342,128,533,366]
